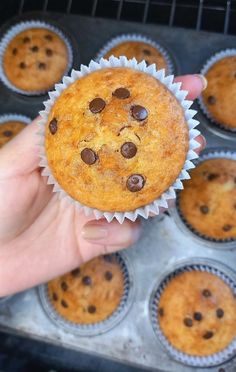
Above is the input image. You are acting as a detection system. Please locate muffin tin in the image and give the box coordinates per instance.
[0,11,236,372]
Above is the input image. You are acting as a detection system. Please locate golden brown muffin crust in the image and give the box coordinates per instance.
[104,41,168,71]
[158,271,236,356]
[48,256,124,324]
[45,67,189,212]
[179,158,236,240]
[3,28,68,92]
[202,56,236,130]
[0,121,26,148]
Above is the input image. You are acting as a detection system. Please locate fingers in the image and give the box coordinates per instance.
[195,134,206,155]
[174,74,207,100]
[0,116,40,178]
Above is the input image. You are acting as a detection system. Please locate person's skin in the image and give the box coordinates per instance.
[0,75,207,297]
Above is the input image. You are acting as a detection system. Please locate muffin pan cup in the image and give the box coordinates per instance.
[38,55,201,223]
[95,33,176,75]
[172,147,236,249]
[0,113,32,125]
[149,257,236,367]
[38,252,134,337]
[198,49,236,139]
[0,20,74,96]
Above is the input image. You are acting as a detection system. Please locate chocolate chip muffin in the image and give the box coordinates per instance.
[178,158,236,240]
[202,55,236,130]
[3,27,69,92]
[45,67,189,212]
[103,40,168,71]
[0,120,26,148]
[47,255,125,324]
[158,270,236,356]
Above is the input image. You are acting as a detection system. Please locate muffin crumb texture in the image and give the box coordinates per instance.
[179,158,236,240]
[158,271,236,356]
[45,67,189,212]
[3,28,68,92]
[202,56,236,130]
[48,256,124,324]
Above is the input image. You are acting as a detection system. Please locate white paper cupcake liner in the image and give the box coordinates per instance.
[38,252,134,336]
[150,258,236,367]
[198,49,236,133]
[0,20,74,96]
[38,55,200,223]
[0,113,32,125]
[95,33,175,75]
[174,147,236,247]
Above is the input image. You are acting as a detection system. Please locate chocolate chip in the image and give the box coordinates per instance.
[223,224,232,231]
[52,292,58,301]
[143,49,151,56]
[126,174,145,192]
[234,204,236,210]
[38,62,46,70]
[207,173,219,181]
[89,98,106,113]
[121,142,137,159]
[131,105,148,121]
[194,312,203,321]
[31,45,38,52]
[71,268,80,277]
[216,308,224,318]
[45,34,53,41]
[3,130,13,137]
[104,271,113,281]
[203,331,214,339]
[23,36,30,43]
[46,48,53,57]
[87,305,96,314]
[61,281,68,291]
[49,118,58,135]
[113,87,130,99]
[183,317,193,327]
[200,205,209,214]
[61,299,68,308]
[207,96,216,105]
[81,148,97,165]
[202,289,211,297]
[82,276,92,286]
[12,48,17,55]
[158,307,164,317]
[19,62,26,69]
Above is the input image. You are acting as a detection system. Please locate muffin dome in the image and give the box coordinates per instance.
[45,67,189,212]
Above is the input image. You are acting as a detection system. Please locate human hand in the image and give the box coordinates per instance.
[0,74,206,297]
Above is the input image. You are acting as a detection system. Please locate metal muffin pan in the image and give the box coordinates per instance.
[0,11,236,372]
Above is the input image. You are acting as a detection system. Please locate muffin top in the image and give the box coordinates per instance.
[178,158,236,240]
[158,270,236,356]
[104,41,168,71]
[202,56,236,130]
[48,255,124,324]
[3,28,69,92]
[0,121,26,148]
[45,67,189,212]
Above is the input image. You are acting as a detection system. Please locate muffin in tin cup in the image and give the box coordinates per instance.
[172,148,236,249]
[0,113,31,148]
[149,258,236,367]
[39,252,134,336]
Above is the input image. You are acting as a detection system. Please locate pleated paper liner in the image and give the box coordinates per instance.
[0,113,31,125]
[149,258,236,367]
[38,56,201,223]
[38,252,134,337]
[0,20,74,96]
[198,49,236,140]
[95,33,176,75]
[173,147,236,250]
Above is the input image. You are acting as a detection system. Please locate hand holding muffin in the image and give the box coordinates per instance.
[0,74,206,297]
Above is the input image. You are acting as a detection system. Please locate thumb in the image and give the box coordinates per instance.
[77,214,142,263]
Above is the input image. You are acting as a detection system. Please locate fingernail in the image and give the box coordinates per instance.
[201,135,207,149]
[81,223,108,241]
[195,74,208,90]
